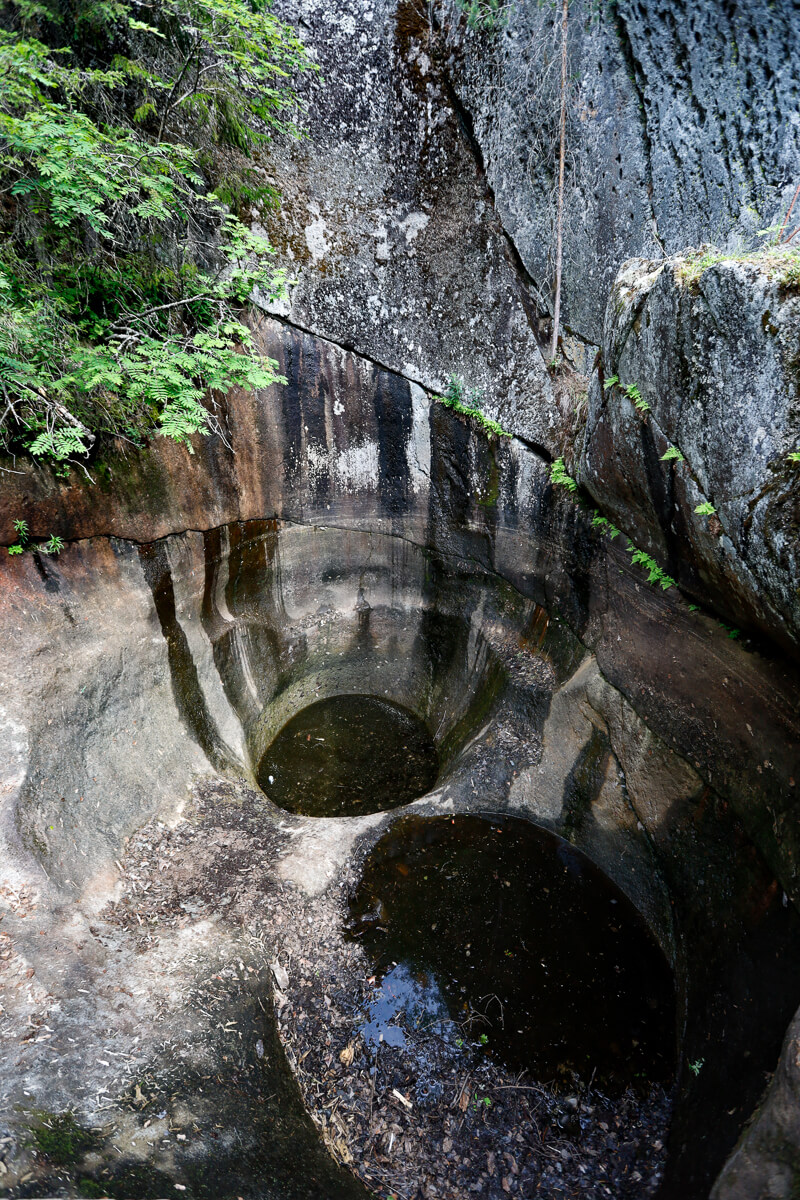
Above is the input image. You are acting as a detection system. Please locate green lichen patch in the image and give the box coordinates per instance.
[31,1110,99,1165]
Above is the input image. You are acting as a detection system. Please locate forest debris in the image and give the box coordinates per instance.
[271,961,289,991]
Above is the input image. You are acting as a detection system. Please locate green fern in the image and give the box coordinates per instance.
[434,375,512,439]
[624,383,650,414]
[626,542,676,590]
[604,374,650,413]
[549,457,578,493]
[694,501,717,516]
[591,510,621,538]
[660,446,685,463]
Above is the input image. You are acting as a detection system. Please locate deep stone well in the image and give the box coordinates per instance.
[2,0,800,1197]
[2,318,800,1198]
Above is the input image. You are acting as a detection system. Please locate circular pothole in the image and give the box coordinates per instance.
[348,813,677,1089]
[256,694,439,817]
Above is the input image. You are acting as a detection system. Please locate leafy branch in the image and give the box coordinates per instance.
[0,0,313,466]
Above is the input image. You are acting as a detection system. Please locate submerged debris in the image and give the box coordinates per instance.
[274,881,673,1199]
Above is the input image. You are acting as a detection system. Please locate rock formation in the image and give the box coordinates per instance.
[1,1,799,1197]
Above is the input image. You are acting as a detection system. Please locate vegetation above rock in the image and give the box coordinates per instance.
[433,373,512,438]
[0,0,313,468]
[678,242,800,291]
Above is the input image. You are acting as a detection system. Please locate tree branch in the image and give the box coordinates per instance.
[549,0,568,364]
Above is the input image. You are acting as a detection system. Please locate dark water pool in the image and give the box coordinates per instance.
[256,694,439,817]
[348,814,677,1090]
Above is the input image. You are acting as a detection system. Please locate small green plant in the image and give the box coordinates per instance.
[603,375,650,413]
[694,501,717,516]
[624,382,650,414]
[660,446,685,464]
[442,374,483,410]
[549,457,679,594]
[434,375,512,439]
[719,622,741,639]
[453,0,509,31]
[549,457,578,493]
[688,604,699,612]
[479,1033,489,1045]
[7,518,64,555]
[8,518,28,554]
[788,451,800,464]
[591,510,621,538]
[688,1058,705,1076]
[626,542,676,590]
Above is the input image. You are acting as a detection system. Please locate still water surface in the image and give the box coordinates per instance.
[349,814,677,1090]
[257,694,438,817]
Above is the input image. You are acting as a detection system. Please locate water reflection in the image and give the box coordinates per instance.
[349,814,677,1091]
[361,962,451,1049]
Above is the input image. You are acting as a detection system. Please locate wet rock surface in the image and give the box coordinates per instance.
[1,496,800,1197]
[1,1,800,1190]
[2,482,800,1198]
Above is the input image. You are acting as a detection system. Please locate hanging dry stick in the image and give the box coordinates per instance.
[777,179,800,244]
[549,0,569,363]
